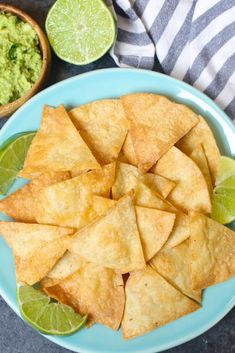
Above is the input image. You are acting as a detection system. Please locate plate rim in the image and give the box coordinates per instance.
[0,68,234,353]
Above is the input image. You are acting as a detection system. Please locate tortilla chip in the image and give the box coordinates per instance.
[135,207,175,261]
[150,240,201,302]
[42,262,125,330]
[69,99,128,164]
[189,212,235,289]
[176,115,220,183]
[133,181,189,248]
[19,105,100,178]
[0,171,70,223]
[70,162,116,196]
[0,222,74,285]
[36,180,115,229]
[121,93,199,172]
[112,162,175,199]
[121,266,199,339]
[190,144,213,196]
[41,252,86,288]
[153,147,211,214]
[122,132,138,166]
[68,195,145,273]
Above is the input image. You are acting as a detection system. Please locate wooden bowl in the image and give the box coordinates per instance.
[0,4,51,118]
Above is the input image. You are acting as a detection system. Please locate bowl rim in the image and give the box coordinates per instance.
[0,3,51,117]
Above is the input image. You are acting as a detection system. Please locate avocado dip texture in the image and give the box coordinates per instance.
[0,11,42,106]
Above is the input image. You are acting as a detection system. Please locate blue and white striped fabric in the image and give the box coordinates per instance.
[106,0,235,121]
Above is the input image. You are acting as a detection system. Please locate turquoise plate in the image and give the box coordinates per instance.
[0,69,234,353]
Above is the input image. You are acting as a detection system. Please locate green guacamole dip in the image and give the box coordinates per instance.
[0,11,42,106]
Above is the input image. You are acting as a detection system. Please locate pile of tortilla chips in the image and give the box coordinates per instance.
[0,94,234,340]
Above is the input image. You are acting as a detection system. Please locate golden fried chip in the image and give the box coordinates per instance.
[42,262,125,330]
[150,240,201,302]
[190,144,213,196]
[20,105,100,178]
[153,147,211,214]
[69,99,128,164]
[36,180,115,229]
[189,212,235,289]
[112,162,175,199]
[176,115,220,183]
[41,252,86,288]
[0,222,74,285]
[68,195,145,273]
[0,171,70,223]
[122,266,199,339]
[122,132,138,166]
[70,162,116,196]
[121,93,199,172]
[136,207,175,261]
[133,181,189,248]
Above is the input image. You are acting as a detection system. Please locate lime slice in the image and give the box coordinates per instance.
[17,284,87,335]
[0,132,35,195]
[215,176,235,190]
[211,194,235,224]
[46,0,116,65]
[215,156,235,185]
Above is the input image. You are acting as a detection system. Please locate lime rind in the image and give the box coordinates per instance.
[46,0,116,65]
[17,284,87,335]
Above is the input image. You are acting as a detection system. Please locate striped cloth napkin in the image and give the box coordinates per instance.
[106,0,235,121]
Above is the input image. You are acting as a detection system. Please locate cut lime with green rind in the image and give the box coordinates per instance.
[17,284,87,335]
[215,156,235,185]
[0,132,36,195]
[211,194,235,224]
[46,0,116,65]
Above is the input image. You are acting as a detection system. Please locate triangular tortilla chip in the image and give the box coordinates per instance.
[68,195,145,273]
[122,132,138,166]
[136,207,175,261]
[69,99,128,164]
[121,93,199,172]
[42,262,125,330]
[150,240,201,302]
[176,115,220,183]
[71,163,116,196]
[20,105,100,178]
[153,147,211,214]
[0,222,74,285]
[36,180,115,229]
[0,171,70,223]
[189,212,235,289]
[121,266,199,339]
[190,144,213,196]
[133,181,189,248]
[41,252,86,288]
[112,162,175,199]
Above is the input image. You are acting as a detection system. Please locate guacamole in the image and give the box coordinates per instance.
[0,11,42,106]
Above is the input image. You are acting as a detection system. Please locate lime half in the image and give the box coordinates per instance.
[17,284,87,335]
[46,0,116,65]
[0,132,35,195]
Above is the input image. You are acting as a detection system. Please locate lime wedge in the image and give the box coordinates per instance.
[215,176,235,190]
[211,194,235,224]
[215,156,235,185]
[46,0,116,65]
[0,132,35,195]
[17,284,87,335]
